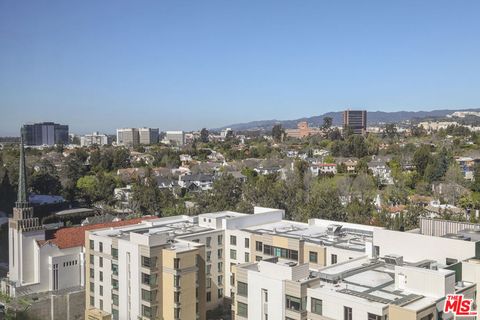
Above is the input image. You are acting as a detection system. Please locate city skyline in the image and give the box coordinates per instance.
[1,1,480,135]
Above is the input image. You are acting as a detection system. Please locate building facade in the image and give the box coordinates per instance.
[23,122,69,146]
[285,122,321,139]
[81,132,111,147]
[164,131,185,146]
[343,110,367,135]
[117,127,159,147]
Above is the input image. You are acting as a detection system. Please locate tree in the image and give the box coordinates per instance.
[413,145,432,177]
[301,178,346,222]
[200,128,209,143]
[346,197,374,224]
[30,171,62,195]
[195,174,244,212]
[384,124,398,140]
[0,170,16,214]
[271,124,284,142]
[322,117,333,131]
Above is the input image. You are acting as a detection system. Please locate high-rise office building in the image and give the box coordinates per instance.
[22,122,69,146]
[139,127,159,145]
[164,131,185,146]
[117,128,159,147]
[343,110,367,135]
[116,128,139,147]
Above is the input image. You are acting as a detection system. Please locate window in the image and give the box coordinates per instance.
[285,295,303,312]
[218,262,223,272]
[311,298,322,315]
[174,275,180,287]
[331,254,338,264]
[99,242,103,252]
[237,302,248,317]
[174,291,180,303]
[99,271,103,282]
[174,308,180,319]
[99,299,103,310]
[218,288,223,298]
[174,258,180,269]
[237,281,248,297]
[218,235,223,245]
[245,238,249,248]
[90,295,94,306]
[112,263,118,275]
[309,251,318,264]
[89,240,94,250]
[99,285,103,296]
[207,291,211,302]
[141,256,151,268]
[218,249,223,259]
[344,306,352,320]
[90,268,94,279]
[90,282,94,293]
[207,251,212,262]
[112,293,119,305]
[111,247,118,259]
[207,264,212,275]
[142,273,150,285]
[218,275,223,284]
[262,289,268,302]
[207,278,212,288]
[142,305,152,317]
[264,245,272,255]
[142,289,151,302]
[90,254,94,264]
[245,253,249,262]
[206,237,212,248]
[99,257,103,268]
[256,241,263,252]
[230,249,237,260]
[368,313,382,320]
[230,235,237,245]
[112,279,118,289]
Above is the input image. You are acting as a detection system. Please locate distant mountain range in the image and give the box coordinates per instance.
[216,108,480,131]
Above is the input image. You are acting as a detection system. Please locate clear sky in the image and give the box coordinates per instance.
[1,0,479,135]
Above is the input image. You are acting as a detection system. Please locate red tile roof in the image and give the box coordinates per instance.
[43,216,156,249]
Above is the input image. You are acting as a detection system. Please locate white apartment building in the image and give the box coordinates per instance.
[164,131,185,146]
[80,132,110,147]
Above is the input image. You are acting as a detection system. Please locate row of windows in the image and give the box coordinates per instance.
[229,235,249,248]
[263,245,298,261]
[62,260,78,267]
[205,235,224,247]
[206,249,223,262]
[205,289,224,302]
[229,249,250,262]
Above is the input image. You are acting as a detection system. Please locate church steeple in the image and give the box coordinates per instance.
[16,128,28,207]
[10,127,41,232]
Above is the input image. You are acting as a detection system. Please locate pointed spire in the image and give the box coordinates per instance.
[16,128,28,207]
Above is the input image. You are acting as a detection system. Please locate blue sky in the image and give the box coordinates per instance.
[1,0,479,135]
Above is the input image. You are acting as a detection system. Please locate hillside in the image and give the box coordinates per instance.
[216,108,480,131]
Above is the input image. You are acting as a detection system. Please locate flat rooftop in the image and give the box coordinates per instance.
[310,257,475,312]
[244,220,370,251]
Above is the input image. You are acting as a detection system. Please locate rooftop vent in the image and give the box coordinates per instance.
[327,224,343,237]
[383,254,404,265]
